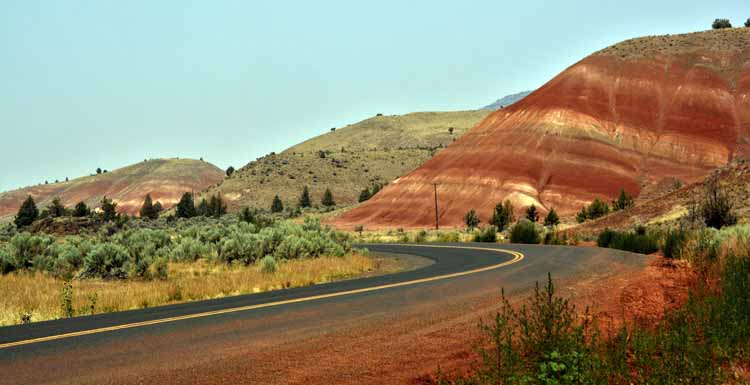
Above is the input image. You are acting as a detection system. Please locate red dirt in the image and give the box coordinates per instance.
[333,28,750,230]
[0,158,224,218]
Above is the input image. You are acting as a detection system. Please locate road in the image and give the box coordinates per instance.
[0,243,647,384]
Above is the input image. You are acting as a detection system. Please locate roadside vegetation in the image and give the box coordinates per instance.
[433,172,750,384]
[0,194,402,325]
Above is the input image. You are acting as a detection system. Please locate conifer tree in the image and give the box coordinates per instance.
[14,195,39,228]
[196,198,209,217]
[176,192,197,218]
[464,209,480,230]
[100,196,118,222]
[49,197,67,218]
[73,201,91,217]
[358,188,371,203]
[153,201,163,214]
[271,195,284,213]
[298,186,311,208]
[544,208,560,227]
[525,205,539,222]
[322,188,335,207]
[139,194,159,220]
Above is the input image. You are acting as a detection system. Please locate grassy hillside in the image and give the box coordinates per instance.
[200,110,491,211]
[0,158,224,221]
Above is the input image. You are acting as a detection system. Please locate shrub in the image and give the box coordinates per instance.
[170,237,210,262]
[712,18,732,29]
[510,220,541,244]
[611,188,634,211]
[543,231,568,245]
[48,198,67,218]
[662,228,687,259]
[82,243,130,279]
[414,230,428,243]
[358,188,371,203]
[746,18,750,28]
[14,196,39,228]
[597,228,658,254]
[464,209,480,230]
[701,178,736,229]
[473,226,498,243]
[437,231,460,243]
[225,166,235,177]
[260,255,277,273]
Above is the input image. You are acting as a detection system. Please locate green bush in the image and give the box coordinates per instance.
[597,228,658,254]
[260,255,277,273]
[170,237,210,262]
[473,226,497,243]
[436,231,460,243]
[510,220,541,244]
[82,243,130,279]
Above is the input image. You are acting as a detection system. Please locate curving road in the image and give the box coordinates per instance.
[0,243,647,385]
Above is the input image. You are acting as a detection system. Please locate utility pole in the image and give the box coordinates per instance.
[433,183,439,230]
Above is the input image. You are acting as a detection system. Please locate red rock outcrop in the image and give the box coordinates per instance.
[334,29,750,229]
[0,158,224,219]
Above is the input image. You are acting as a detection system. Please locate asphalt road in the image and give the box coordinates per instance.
[0,243,647,384]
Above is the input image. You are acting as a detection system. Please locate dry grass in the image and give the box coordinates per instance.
[0,253,403,326]
[198,110,491,212]
[596,27,750,59]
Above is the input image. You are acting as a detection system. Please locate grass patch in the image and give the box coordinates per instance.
[0,252,395,326]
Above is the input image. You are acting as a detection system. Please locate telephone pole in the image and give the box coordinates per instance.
[433,183,439,230]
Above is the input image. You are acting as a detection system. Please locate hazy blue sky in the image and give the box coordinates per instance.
[1,1,747,191]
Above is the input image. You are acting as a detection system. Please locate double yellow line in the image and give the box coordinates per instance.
[0,245,523,350]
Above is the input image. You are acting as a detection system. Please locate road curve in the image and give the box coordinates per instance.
[0,243,646,385]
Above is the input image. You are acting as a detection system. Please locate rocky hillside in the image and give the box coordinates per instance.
[199,111,491,211]
[0,158,224,220]
[334,28,750,229]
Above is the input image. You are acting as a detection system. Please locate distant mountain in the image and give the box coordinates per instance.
[0,158,224,220]
[481,91,533,110]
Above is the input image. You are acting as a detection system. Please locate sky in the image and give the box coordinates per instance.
[1,0,747,191]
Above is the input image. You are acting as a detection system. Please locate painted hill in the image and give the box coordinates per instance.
[0,158,224,220]
[199,110,491,211]
[334,28,750,229]
[482,90,533,110]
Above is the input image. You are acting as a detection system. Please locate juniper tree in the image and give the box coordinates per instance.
[14,196,39,228]
[48,198,67,218]
[176,192,197,218]
[196,198,209,217]
[544,208,560,227]
[271,195,284,213]
[745,18,750,27]
[612,188,634,211]
[465,209,480,230]
[298,186,311,208]
[226,166,235,177]
[139,194,159,220]
[322,188,335,207]
[525,205,539,222]
[208,194,227,217]
[489,200,515,231]
[153,201,163,214]
[358,188,371,203]
[712,18,732,29]
[100,196,118,222]
[73,201,91,217]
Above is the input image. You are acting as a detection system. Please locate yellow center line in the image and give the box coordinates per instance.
[0,245,523,350]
